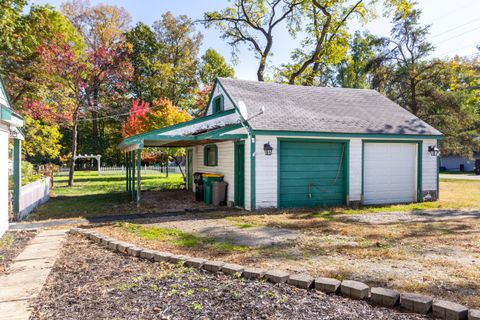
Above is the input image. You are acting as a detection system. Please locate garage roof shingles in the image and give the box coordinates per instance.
[218,78,442,136]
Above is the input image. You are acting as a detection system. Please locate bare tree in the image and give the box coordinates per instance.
[201,0,302,81]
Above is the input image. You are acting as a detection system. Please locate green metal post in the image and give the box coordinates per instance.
[13,139,21,215]
[132,150,136,200]
[126,152,129,192]
[136,149,141,204]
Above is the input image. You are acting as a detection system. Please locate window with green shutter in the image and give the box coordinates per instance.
[204,145,218,166]
[212,95,224,114]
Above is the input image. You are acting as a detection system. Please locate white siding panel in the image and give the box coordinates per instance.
[194,141,236,203]
[255,136,277,208]
[0,125,9,236]
[363,143,417,204]
[422,139,438,191]
[349,139,362,201]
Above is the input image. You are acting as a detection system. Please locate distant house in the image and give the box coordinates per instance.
[119,78,443,210]
[0,77,24,236]
[441,149,480,172]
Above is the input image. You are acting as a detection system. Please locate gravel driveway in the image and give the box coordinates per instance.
[30,235,428,320]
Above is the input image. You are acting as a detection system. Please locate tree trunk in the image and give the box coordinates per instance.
[68,110,79,187]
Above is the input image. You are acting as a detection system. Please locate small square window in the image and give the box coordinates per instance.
[204,145,218,166]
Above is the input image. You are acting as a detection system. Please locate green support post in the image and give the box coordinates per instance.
[13,139,21,215]
[126,152,130,192]
[132,150,136,200]
[136,149,141,204]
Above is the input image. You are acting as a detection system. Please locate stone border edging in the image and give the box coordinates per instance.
[69,228,478,320]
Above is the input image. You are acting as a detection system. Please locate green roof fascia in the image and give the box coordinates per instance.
[193,123,243,140]
[118,108,237,149]
[119,123,244,150]
[254,130,444,140]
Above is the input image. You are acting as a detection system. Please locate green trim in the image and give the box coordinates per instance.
[361,140,423,203]
[118,108,237,148]
[187,149,193,190]
[418,141,423,202]
[437,155,440,198]
[195,124,242,140]
[204,144,218,166]
[254,130,443,140]
[234,141,245,207]
[250,131,256,210]
[276,138,350,208]
[13,139,21,215]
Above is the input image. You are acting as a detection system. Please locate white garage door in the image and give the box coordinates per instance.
[363,143,417,205]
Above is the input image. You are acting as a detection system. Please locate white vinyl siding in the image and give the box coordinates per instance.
[349,139,362,202]
[363,143,417,204]
[193,141,236,204]
[422,139,438,192]
[255,136,277,208]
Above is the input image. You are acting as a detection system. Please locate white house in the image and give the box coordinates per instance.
[119,78,443,210]
[0,77,24,236]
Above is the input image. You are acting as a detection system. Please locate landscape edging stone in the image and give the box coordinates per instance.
[71,227,471,318]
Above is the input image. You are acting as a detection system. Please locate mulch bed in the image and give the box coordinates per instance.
[0,230,36,274]
[30,235,428,320]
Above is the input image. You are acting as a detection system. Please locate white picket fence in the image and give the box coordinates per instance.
[18,177,51,220]
[57,165,185,175]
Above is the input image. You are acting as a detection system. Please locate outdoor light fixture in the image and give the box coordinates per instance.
[428,145,440,157]
[263,142,273,156]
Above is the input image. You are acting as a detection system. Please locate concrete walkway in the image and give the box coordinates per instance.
[0,229,67,320]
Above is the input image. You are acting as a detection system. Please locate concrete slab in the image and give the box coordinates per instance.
[0,229,67,320]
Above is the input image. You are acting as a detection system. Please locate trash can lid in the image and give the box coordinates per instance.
[202,173,224,178]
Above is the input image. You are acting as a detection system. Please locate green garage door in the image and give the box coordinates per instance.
[279,140,347,208]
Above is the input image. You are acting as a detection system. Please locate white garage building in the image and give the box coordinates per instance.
[119,78,442,210]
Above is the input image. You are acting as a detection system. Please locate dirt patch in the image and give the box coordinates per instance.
[145,215,299,247]
[0,230,36,274]
[129,190,217,213]
[343,209,480,224]
[30,235,427,320]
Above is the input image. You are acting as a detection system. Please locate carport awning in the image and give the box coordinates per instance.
[118,123,246,151]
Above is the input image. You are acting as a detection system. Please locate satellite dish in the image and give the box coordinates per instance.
[238,100,248,120]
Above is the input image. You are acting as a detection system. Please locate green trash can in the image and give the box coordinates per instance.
[202,173,224,204]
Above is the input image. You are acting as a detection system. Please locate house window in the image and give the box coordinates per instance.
[212,95,224,114]
[204,145,218,166]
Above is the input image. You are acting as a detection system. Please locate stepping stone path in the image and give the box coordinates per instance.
[0,229,67,320]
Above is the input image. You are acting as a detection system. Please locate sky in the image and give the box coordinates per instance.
[32,0,480,81]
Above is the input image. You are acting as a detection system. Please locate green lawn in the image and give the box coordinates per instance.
[31,171,184,220]
[32,171,479,221]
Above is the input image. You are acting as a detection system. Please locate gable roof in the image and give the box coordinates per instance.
[218,78,442,136]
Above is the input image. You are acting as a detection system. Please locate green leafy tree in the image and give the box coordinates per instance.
[334,31,379,88]
[23,116,63,163]
[199,48,235,86]
[126,22,161,102]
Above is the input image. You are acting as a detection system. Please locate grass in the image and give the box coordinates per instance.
[307,179,480,217]
[32,171,183,220]
[115,222,249,253]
